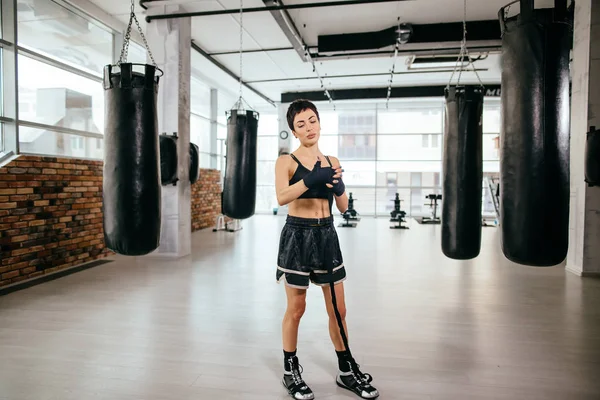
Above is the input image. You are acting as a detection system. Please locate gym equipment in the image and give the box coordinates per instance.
[498,0,572,266]
[585,126,600,187]
[189,142,200,184]
[222,108,259,220]
[389,193,409,229]
[212,214,242,232]
[420,194,442,224]
[159,133,178,186]
[339,192,360,228]
[102,0,163,256]
[442,86,484,259]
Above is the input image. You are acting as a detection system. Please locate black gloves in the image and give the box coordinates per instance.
[331,178,345,196]
[303,160,335,189]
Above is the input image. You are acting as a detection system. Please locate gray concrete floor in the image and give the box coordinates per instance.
[1,215,600,399]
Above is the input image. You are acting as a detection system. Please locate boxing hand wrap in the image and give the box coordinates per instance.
[332,178,345,196]
[302,160,334,189]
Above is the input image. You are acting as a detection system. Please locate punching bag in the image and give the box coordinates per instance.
[159,134,178,186]
[222,109,258,219]
[189,142,200,184]
[585,126,600,187]
[102,63,161,256]
[442,86,483,260]
[499,0,572,266]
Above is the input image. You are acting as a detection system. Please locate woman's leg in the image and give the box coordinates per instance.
[322,282,348,351]
[322,282,379,399]
[282,284,307,352]
[281,282,314,400]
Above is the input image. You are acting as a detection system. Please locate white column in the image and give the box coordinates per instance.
[567,0,600,276]
[144,5,192,258]
[278,102,292,155]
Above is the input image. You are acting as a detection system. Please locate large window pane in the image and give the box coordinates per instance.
[318,111,337,135]
[377,134,442,161]
[190,114,211,153]
[376,161,441,187]
[483,100,501,133]
[256,185,277,213]
[337,111,376,134]
[378,106,443,134]
[257,160,275,185]
[258,113,278,136]
[338,134,376,160]
[483,134,500,161]
[18,55,103,134]
[19,126,102,159]
[191,77,211,118]
[258,136,277,160]
[125,41,148,64]
[17,0,113,75]
[340,161,376,186]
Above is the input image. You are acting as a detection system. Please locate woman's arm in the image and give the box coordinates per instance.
[275,155,309,206]
[328,156,349,213]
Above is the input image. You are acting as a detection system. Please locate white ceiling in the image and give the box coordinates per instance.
[84,0,558,111]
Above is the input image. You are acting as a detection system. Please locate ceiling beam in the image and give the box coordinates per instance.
[209,47,294,56]
[280,85,502,103]
[262,0,308,61]
[191,41,276,107]
[145,0,409,22]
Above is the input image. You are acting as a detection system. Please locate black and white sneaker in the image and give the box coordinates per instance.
[336,360,379,399]
[282,356,314,400]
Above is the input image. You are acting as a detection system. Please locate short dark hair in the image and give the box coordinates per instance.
[286,99,320,131]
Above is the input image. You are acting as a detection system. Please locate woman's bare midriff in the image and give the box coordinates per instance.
[288,198,331,219]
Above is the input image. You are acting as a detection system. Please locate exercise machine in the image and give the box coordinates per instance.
[339,192,360,228]
[421,194,442,224]
[213,214,242,232]
[389,193,409,229]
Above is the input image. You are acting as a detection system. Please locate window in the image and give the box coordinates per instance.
[17,0,113,75]
[17,55,104,134]
[19,126,102,159]
[377,134,441,161]
[191,77,211,118]
[190,114,211,154]
[378,105,443,134]
[257,113,278,136]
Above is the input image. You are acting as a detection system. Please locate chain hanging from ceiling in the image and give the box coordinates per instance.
[446,0,485,90]
[232,0,255,112]
[385,17,401,109]
[117,0,160,71]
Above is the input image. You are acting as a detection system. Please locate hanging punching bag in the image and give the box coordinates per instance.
[222,109,259,219]
[585,126,600,187]
[159,134,178,186]
[498,0,572,266]
[442,85,484,260]
[102,63,162,256]
[189,142,200,184]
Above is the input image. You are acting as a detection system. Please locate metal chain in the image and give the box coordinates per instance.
[446,0,484,89]
[386,17,401,109]
[239,0,243,100]
[118,0,158,67]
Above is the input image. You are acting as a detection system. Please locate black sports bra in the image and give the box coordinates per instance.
[289,153,334,201]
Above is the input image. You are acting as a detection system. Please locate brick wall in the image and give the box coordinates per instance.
[0,155,112,288]
[191,169,226,231]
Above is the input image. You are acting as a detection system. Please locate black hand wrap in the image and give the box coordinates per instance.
[332,178,345,196]
[302,160,334,189]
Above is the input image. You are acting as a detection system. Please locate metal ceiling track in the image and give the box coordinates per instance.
[190,41,276,107]
[142,0,410,22]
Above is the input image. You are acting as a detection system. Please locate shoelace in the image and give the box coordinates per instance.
[288,358,305,386]
[347,360,373,386]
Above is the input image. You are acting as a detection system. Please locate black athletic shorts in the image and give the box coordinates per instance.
[276,215,347,290]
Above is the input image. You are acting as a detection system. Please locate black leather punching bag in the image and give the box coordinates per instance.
[189,142,200,184]
[585,126,600,187]
[159,134,178,186]
[222,109,258,219]
[102,63,161,256]
[498,0,572,267]
[442,86,484,260]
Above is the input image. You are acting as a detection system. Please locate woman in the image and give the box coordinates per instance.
[274,99,379,400]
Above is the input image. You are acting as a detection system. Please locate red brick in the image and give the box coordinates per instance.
[2,270,19,280]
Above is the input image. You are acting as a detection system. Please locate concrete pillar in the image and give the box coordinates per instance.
[144,4,192,258]
[567,0,600,276]
[278,102,292,155]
